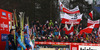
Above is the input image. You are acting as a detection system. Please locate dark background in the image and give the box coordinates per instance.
[0,0,99,27]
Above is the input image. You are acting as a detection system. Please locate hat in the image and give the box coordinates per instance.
[55,21,57,23]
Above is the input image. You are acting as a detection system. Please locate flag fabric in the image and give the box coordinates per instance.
[58,31,61,39]
[59,0,80,14]
[61,13,83,25]
[63,6,80,14]
[89,11,93,20]
[80,24,95,34]
[97,27,100,36]
[63,23,74,35]
[65,22,73,31]
[87,19,99,28]
[59,1,64,12]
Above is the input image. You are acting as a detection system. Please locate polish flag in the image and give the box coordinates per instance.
[59,0,80,14]
[63,23,74,35]
[59,1,64,11]
[80,24,95,34]
[89,11,93,20]
[97,27,100,36]
[63,6,80,14]
[87,19,99,28]
[61,13,83,25]
[58,31,61,39]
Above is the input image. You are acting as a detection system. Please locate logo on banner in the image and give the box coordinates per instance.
[1,34,8,41]
[79,46,99,50]
[72,47,77,50]
[80,47,96,50]
[0,22,8,30]
[2,12,6,16]
[8,14,10,17]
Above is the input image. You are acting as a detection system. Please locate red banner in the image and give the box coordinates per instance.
[59,1,80,14]
[0,9,12,50]
[35,42,100,46]
[35,42,100,50]
[61,18,81,25]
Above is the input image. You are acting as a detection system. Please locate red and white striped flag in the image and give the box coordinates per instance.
[97,27,100,36]
[80,24,95,34]
[87,19,99,28]
[58,31,61,39]
[63,23,74,35]
[89,11,93,20]
[59,0,80,14]
[61,13,83,25]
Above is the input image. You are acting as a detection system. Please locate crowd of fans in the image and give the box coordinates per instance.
[31,20,100,43]
[6,20,100,50]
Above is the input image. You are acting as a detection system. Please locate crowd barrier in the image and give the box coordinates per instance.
[35,42,100,50]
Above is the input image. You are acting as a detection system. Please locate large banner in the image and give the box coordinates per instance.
[0,9,12,50]
[61,13,82,25]
[59,1,80,14]
[35,42,100,50]
[87,19,99,28]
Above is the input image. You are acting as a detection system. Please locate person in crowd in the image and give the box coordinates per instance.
[7,29,16,50]
[54,30,59,36]
[43,29,47,36]
[15,27,20,37]
[45,20,49,28]
[17,31,27,50]
[49,20,54,26]
[54,21,59,27]
[36,21,40,27]
[24,30,32,50]
[60,28,65,37]
[30,35,35,50]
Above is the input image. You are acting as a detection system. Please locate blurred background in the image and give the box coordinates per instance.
[0,0,100,26]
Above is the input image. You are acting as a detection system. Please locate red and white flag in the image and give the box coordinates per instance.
[89,11,93,20]
[80,24,95,34]
[65,22,73,31]
[87,19,99,28]
[61,13,83,25]
[63,6,80,14]
[58,31,61,39]
[63,23,74,35]
[59,0,80,14]
[97,27,100,36]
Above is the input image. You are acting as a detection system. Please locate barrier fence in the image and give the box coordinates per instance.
[35,42,100,50]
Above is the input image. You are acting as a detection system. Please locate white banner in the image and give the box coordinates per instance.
[61,13,83,24]
[62,13,82,20]
[79,46,100,50]
[88,19,99,24]
[59,1,80,14]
